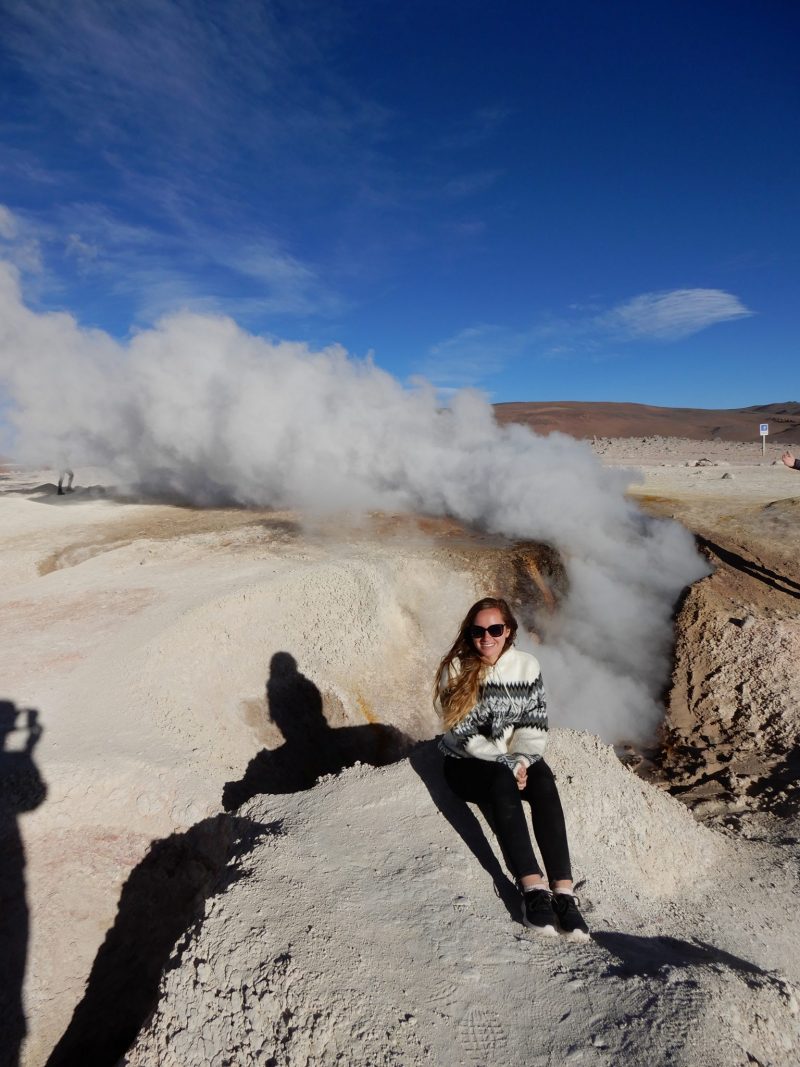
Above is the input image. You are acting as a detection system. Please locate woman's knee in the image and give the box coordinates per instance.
[486,763,518,795]
[525,760,560,798]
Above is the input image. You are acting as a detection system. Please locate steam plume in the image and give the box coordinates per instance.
[0,263,708,740]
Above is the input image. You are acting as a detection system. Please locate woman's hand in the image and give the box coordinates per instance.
[514,762,527,790]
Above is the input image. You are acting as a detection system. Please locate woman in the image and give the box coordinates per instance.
[435,596,589,941]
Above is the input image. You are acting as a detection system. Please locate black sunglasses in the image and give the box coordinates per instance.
[469,623,506,639]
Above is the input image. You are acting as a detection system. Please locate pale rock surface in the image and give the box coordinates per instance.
[125,735,799,1067]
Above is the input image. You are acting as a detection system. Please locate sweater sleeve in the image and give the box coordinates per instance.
[509,730,547,764]
[507,665,548,763]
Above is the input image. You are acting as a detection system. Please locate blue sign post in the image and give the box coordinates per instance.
[760,423,769,456]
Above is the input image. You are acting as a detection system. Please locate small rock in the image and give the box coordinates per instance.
[721,472,733,479]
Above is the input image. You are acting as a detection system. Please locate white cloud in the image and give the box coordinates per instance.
[601,288,754,341]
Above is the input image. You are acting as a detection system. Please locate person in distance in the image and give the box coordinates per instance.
[435,597,589,941]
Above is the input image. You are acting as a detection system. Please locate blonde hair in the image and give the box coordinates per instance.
[434,597,518,730]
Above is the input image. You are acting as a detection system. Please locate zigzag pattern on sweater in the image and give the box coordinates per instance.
[450,675,548,742]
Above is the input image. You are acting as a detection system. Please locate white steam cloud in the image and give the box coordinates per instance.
[0,262,708,741]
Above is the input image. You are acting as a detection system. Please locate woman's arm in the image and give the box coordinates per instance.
[507,662,548,764]
[508,730,546,763]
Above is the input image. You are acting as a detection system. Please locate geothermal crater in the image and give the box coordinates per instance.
[3,441,800,1067]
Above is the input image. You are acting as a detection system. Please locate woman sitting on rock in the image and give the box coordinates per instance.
[435,596,589,941]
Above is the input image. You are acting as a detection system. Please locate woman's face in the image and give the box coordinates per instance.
[470,607,510,666]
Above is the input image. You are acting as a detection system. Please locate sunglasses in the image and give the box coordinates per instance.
[469,623,506,639]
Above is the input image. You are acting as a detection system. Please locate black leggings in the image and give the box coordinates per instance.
[443,757,573,883]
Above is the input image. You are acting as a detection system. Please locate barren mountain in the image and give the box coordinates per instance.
[495,400,800,443]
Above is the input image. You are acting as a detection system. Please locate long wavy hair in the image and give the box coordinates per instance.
[434,597,518,730]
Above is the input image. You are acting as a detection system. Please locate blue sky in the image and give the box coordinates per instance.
[0,0,798,407]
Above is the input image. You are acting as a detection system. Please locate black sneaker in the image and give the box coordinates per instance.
[521,889,558,936]
[552,892,590,942]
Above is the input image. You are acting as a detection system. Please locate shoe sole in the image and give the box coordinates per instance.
[559,927,591,943]
[520,904,558,936]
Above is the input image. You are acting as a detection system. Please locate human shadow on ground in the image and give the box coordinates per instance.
[697,536,800,599]
[46,816,279,1067]
[0,701,47,1067]
[223,652,411,811]
[407,740,520,922]
[595,932,769,983]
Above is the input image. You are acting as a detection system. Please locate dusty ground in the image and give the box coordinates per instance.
[2,438,799,1066]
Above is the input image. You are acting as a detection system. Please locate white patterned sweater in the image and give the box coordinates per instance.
[438,648,548,770]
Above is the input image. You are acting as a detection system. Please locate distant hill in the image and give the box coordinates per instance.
[494,401,800,443]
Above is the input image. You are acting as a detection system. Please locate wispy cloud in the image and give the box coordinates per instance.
[438,106,512,151]
[2,1,367,157]
[441,219,489,244]
[2,0,396,205]
[0,145,61,187]
[0,205,43,274]
[442,170,503,199]
[1,4,518,324]
[423,287,755,389]
[0,201,343,326]
[599,288,753,341]
[0,1,385,319]
[0,206,17,240]
[547,287,754,355]
[422,324,536,388]
[65,203,344,322]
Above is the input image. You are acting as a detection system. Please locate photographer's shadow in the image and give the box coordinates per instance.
[1,701,47,1067]
[223,653,410,811]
